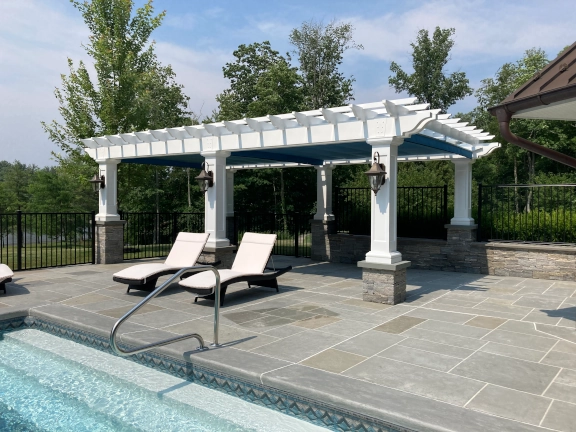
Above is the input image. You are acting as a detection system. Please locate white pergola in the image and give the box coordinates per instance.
[82,98,498,266]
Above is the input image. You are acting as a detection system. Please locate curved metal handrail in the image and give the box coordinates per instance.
[110,265,221,356]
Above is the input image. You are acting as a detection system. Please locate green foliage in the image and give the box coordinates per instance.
[0,161,37,212]
[41,0,193,213]
[290,20,363,109]
[389,27,472,113]
[216,42,296,121]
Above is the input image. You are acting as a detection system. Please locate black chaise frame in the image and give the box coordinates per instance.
[185,266,292,306]
[0,278,11,294]
[114,260,221,293]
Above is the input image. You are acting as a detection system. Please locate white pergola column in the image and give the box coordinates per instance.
[96,159,120,222]
[451,159,475,225]
[202,151,230,248]
[314,165,335,221]
[364,138,402,265]
[226,169,236,217]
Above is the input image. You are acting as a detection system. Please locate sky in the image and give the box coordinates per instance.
[0,0,575,167]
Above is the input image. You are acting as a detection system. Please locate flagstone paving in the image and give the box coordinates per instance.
[1,256,575,431]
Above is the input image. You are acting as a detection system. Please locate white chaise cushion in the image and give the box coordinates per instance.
[164,232,210,267]
[0,264,13,283]
[179,270,257,290]
[113,263,183,282]
[113,232,209,282]
[231,232,276,274]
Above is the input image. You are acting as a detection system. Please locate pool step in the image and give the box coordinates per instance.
[0,347,139,432]
[1,330,324,432]
[0,331,239,432]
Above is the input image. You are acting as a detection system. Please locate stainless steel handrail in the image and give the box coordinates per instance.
[110,265,221,356]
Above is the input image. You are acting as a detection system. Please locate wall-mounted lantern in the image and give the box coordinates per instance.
[195,162,214,193]
[89,172,106,192]
[365,152,387,195]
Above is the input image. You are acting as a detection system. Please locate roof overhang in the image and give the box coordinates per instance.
[82,98,498,168]
[489,41,576,121]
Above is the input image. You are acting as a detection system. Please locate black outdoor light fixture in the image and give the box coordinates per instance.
[365,152,387,195]
[195,162,214,193]
[89,172,105,192]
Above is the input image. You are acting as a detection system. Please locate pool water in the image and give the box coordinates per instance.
[0,329,324,431]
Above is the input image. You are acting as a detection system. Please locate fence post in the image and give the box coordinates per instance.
[443,184,448,223]
[16,210,22,271]
[91,211,96,264]
[172,212,178,243]
[294,213,299,258]
[477,184,483,242]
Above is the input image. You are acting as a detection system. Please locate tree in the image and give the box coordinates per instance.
[216,42,296,121]
[289,20,362,110]
[389,27,472,113]
[0,161,37,212]
[42,0,193,213]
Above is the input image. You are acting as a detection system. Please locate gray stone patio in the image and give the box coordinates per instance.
[1,257,575,432]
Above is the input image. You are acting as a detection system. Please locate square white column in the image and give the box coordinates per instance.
[365,138,402,265]
[226,169,236,217]
[314,165,335,221]
[96,159,120,222]
[451,159,475,226]
[202,151,231,248]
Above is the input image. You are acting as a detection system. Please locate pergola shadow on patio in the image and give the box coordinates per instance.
[1,258,575,431]
[82,98,498,305]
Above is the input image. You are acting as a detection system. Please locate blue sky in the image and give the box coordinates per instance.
[1,0,575,166]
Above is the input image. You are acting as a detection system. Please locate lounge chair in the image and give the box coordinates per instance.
[113,232,210,293]
[178,232,292,306]
[0,263,13,294]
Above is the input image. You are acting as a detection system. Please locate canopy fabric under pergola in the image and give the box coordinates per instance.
[82,98,498,168]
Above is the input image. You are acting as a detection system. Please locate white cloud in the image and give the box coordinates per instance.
[0,1,230,165]
[0,0,89,166]
[351,0,576,66]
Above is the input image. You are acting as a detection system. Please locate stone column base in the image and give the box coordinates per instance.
[310,219,336,261]
[357,260,411,305]
[445,224,478,243]
[96,220,126,264]
[199,245,236,269]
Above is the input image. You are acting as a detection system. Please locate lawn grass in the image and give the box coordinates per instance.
[1,243,93,270]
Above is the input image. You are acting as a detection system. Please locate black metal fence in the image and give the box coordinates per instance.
[0,211,95,270]
[334,186,449,239]
[233,212,312,258]
[120,212,204,259]
[477,184,576,243]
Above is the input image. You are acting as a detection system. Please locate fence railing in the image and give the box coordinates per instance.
[233,212,311,258]
[477,184,576,243]
[0,211,95,270]
[334,186,449,239]
[120,212,204,260]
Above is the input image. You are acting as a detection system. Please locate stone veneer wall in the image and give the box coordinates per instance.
[320,233,576,281]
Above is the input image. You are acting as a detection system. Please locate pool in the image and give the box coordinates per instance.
[0,329,325,431]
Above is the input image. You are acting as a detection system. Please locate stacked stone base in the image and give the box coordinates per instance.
[96,220,125,264]
[199,245,236,269]
[358,261,411,305]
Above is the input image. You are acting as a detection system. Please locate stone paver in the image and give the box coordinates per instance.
[1,256,576,432]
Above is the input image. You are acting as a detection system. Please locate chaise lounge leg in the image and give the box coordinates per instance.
[0,282,5,294]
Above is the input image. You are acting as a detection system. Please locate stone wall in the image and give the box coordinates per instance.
[320,232,576,281]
